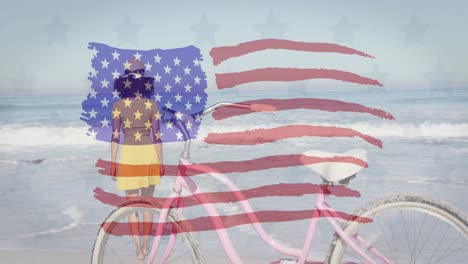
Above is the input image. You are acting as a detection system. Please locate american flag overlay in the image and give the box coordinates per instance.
[81,43,208,143]
[90,39,394,235]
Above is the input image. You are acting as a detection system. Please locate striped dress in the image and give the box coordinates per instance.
[111,97,162,190]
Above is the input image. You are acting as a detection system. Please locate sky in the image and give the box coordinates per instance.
[0,0,467,96]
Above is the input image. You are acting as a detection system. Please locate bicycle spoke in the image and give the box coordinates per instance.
[386,211,400,263]
[428,240,467,264]
[400,210,413,263]
[414,217,439,261]
[411,210,416,264]
[167,251,191,263]
[376,213,397,262]
[172,238,185,252]
[411,213,427,263]
[426,224,450,263]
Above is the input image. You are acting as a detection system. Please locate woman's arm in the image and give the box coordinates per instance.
[150,101,163,173]
[111,102,122,178]
[111,142,119,164]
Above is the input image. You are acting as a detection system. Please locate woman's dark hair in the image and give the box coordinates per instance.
[114,69,155,99]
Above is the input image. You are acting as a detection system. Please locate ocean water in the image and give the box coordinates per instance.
[0,89,467,261]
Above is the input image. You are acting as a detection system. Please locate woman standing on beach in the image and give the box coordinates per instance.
[110,59,163,260]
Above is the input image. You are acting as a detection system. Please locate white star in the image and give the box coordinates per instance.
[90,46,99,58]
[144,81,153,90]
[331,15,359,44]
[9,68,35,96]
[254,11,288,38]
[173,57,181,66]
[90,67,98,78]
[183,66,192,75]
[424,60,458,93]
[174,75,182,84]
[123,60,132,70]
[186,120,193,130]
[400,16,429,44]
[101,58,109,69]
[367,64,390,89]
[191,14,218,44]
[100,97,110,107]
[175,131,183,140]
[193,58,201,67]
[155,132,164,140]
[174,93,182,102]
[194,76,201,84]
[175,111,183,120]
[112,90,120,99]
[124,79,132,88]
[43,16,70,44]
[194,94,201,103]
[89,108,98,118]
[111,70,120,79]
[154,93,162,102]
[112,50,120,60]
[133,51,142,61]
[144,61,152,71]
[154,53,162,63]
[185,100,192,110]
[100,117,110,128]
[113,16,141,45]
[154,73,162,82]
[165,101,173,109]
[184,84,192,92]
[100,78,110,88]
[165,121,174,129]
[195,113,202,122]
[89,88,97,98]
[164,65,172,74]
[134,90,142,99]
[164,83,172,92]
[88,129,98,140]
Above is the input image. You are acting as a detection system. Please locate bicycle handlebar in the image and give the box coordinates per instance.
[177,102,276,159]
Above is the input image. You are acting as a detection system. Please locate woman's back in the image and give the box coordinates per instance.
[112,97,159,145]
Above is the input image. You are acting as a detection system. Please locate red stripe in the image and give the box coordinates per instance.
[101,209,372,237]
[215,68,382,89]
[93,183,360,208]
[96,155,367,177]
[205,125,383,148]
[213,98,395,120]
[209,39,374,66]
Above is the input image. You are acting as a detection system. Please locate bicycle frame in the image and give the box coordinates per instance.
[145,102,390,264]
[146,157,390,264]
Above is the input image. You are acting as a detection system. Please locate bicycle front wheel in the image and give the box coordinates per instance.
[91,201,203,264]
[327,194,468,264]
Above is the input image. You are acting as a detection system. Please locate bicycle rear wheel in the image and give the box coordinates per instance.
[91,201,203,264]
[327,194,468,264]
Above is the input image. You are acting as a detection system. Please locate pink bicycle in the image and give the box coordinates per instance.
[92,102,468,264]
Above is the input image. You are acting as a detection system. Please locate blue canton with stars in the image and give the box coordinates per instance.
[80,43,208,143]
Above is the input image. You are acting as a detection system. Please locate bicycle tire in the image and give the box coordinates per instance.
[91,200,203,264]
[327,194,468,264]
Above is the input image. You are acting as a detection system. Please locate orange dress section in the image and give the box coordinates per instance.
[111,98,162,190]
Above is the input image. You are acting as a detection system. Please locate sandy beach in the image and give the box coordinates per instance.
[0,249,284,264]
[0,249,91,264]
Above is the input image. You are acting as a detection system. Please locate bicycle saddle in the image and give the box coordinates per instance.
[300,148,367,182]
